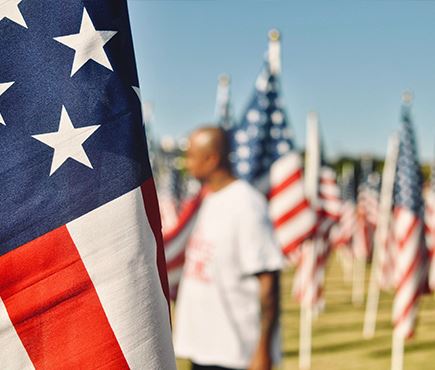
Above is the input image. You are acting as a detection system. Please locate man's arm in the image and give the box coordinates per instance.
[249,270,280,370]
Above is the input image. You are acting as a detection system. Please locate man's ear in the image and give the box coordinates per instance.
[207,152,221,170]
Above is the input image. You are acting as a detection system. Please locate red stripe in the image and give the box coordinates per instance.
[267,169,302,199]
[396,248,423,292]
[393,288,420,338]
[282,226,316,255]
[273,199,310,228]
[397,216,419,251]
[163,190,204,244]
[0,226,128,369]
[141,178,171,307]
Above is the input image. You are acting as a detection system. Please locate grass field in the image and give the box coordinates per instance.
[176,253,435,370]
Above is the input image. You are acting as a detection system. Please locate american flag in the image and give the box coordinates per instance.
[232,45,315,258]
[353,168,380,260]
[330,165,356,249]
[0,1,176,368]
[426,160,435,290]
[157,166,184,232]
[163,188,207,299]
[391,101,429,339]
[293,165,341,309]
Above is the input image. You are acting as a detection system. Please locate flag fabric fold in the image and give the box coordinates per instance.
[0,1,176,368]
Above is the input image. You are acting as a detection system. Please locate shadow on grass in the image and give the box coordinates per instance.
[283,335,391,358]
[369,339,435,358]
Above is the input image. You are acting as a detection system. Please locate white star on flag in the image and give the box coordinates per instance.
[32,106,100,176]
[0,0,27,28]
[0,81,14,126]
[54,7,117,77]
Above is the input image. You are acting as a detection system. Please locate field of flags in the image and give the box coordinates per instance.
[149,30,435,370]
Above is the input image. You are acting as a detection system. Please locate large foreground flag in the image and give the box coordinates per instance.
[426,159,435,290]
[232,30,315,258]
[0,1,176,368]
[391,99,429,339]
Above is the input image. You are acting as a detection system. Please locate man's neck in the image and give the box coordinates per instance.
[204,169,236,192]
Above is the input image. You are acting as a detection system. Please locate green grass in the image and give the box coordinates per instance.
[176,253,435,370]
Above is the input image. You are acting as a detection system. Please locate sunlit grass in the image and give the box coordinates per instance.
[176,253,435,370]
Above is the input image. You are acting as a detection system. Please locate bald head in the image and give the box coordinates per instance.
[191,126,229,158]
[186,126,232,181]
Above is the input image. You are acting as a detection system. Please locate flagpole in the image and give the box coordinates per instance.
[268,28,281,74]
[363,132,400,338]
[299,112,320,370]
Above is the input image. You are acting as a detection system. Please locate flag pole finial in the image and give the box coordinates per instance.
[218,74,230,86]
[268,28,281,74]
[268,28,280,42]
[402,90,413,105]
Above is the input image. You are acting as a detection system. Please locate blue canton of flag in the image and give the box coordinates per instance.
[393,104,424,215]
[0,1,176,368]
[232,61,294,182]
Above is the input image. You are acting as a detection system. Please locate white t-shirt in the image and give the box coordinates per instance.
[173,180,284,369]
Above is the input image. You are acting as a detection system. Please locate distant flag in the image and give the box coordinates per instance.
[0,1,176,368]
[391,95,429,339]
[232,29,316,258]
[215,74,233,130]
[295,165,341,309]
[293,114,341,310]
[353,163,380,260]
[330,164,357,249]
[163,189,208,299]
[426,157,435,290]
[157,166,185,233]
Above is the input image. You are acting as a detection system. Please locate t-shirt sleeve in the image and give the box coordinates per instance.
[237,191,284,276]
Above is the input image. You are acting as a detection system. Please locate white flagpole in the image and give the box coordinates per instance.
[299,112,320,370]
[363,132,399,338]
[268,28,281,75]
[215,74,230,120]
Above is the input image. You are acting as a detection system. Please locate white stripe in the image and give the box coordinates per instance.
[67,187,176,370]
[269,179,305,220]
[275,209,314,247]
[270,152,301,185]
[0,298,35,369]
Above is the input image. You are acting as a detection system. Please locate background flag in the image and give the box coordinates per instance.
[232,30,316,258]
[0,1,176,368]
[391,98,429,339]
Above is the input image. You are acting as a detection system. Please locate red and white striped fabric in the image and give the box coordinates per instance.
[267,152,317,260]
[163,189,206,299]
[391,207,429,338]
[0,181,176,369]
[293,166,341,310]
[353,179,379,260]
[329,199,356,249]
[377,224,396,291]
[425,190,435,290]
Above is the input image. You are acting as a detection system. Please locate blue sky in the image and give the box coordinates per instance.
[127,0,435,161]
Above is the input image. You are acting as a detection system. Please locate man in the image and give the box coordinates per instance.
[173,126,283,370]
